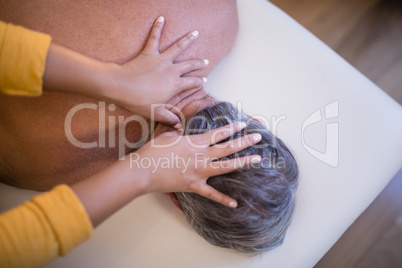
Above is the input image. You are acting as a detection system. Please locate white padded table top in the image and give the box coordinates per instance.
[1,0,401,267]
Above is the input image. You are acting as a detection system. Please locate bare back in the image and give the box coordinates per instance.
[0,0,238,190]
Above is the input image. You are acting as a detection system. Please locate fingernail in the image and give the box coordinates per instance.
[253,133,262,142]
[173,123,182,130]
[203,59,209,65]
[238,122,247,129]
[158,16,164,22]
[229,201,238,208]
[191,31,199,38]
[251,156,261,163]
[202,77,208,83]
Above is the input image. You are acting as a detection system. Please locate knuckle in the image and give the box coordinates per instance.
[238,137,248,148]
[195,60,205,69]
[172,78,182,89]
[150,32,158,39]
[148,34,158,43]
[174,40,185,51]
[246,135,255,146]
[153,23,162,31]
[164,116,176,126]
[221,158,232,169]
[188,61,197,70]
[224,143,233,154]
[188,183,197,192]
[217,131,227,141]
[192,135,203,144]
[208,160,218,170]
[186,79,197,89]
[194,78,203,87]
[206,190,214,200]
[188,183,202,194]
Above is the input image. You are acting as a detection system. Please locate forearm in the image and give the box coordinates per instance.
[70,158,149,227]
[43,43,118,102]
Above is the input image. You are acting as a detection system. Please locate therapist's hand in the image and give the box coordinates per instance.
[108,16,208,127]
[134,122,262,208]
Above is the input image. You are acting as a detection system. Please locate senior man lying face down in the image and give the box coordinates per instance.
[0,0,298,253]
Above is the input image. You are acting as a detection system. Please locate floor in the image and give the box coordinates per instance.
[269,0,402,267]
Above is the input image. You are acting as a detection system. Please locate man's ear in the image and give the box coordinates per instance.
[167,192,183,211]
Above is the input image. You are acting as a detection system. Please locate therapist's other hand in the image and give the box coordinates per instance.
[108,16,208,127]
[133,122,262,208]
[71,122,261,226]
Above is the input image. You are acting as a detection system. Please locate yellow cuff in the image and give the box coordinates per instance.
[32,185,93,256]
[0,22,51,96]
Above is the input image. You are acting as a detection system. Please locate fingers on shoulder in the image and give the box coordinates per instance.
[176,59,209,75]
[175,77,206,92]
[151,105,181,127]
[164,31,199,59]
[144,16,165,53]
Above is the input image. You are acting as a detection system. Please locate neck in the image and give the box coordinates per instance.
[153,87,215,136]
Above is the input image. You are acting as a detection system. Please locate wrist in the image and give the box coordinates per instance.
[94,62,124,103]
[123,154,153,196]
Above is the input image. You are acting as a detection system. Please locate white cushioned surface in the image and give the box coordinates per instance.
[1,0,402,267]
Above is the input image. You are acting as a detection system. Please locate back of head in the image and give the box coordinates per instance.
[176,101,299,254]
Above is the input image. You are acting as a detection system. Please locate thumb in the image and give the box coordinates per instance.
[153,106,181,129]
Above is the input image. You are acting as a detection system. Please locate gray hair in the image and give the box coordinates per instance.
[176,101,299,254]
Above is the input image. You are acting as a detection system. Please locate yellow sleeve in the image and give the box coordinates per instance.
[0,21,51,96]
[0,185,93,268]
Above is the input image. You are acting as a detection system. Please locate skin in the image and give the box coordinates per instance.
[0,0,238,190]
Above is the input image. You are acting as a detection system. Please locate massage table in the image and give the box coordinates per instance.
[1,0,401,267]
